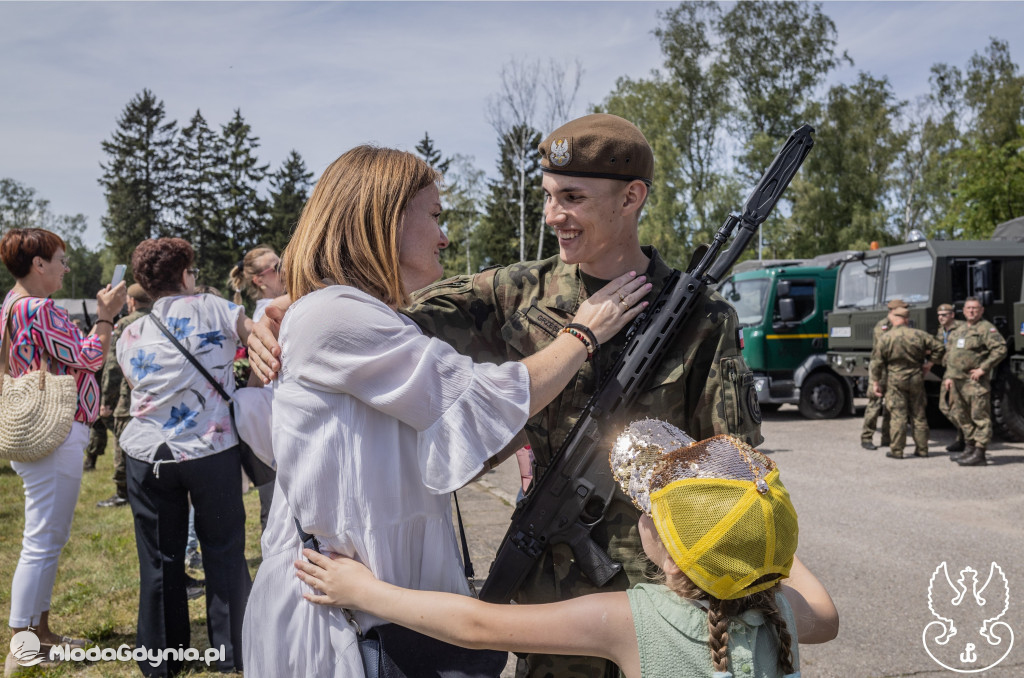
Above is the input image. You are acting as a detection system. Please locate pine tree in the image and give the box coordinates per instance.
[98,89,178,266]
[219,109,269,278]
[415,132,452,175]
[265,150,314,255]
[173,110,226,283]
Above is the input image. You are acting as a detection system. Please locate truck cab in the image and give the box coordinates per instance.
[720,258,845,419]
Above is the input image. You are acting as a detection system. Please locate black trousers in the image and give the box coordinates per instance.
[126,445,251,677]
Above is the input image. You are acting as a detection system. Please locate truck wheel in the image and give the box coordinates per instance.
[798,371,846,419]
[992,372,1024,442]
[759,403,782,414]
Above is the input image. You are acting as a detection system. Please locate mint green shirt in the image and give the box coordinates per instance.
[626,583,800,678]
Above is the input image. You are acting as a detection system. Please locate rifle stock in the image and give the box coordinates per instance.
[479,125,815,604]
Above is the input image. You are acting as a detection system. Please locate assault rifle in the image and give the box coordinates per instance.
[479,125,815,604]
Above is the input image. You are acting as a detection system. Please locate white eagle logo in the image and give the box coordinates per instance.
[549,138,570,167]
[922,561,1014,673]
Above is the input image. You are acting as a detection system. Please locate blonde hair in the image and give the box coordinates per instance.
[228,245,276,305]
[664,574,795,676]
[283,145,439,307]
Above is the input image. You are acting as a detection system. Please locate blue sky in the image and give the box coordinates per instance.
[2,1,1024,248]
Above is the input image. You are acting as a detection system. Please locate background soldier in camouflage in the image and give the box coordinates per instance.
[249,114,762,678]
[96,283,151,507]
[869,306,944,458]
[861,299,906,450]
[934,303,966,452]
[943,297,1008,466]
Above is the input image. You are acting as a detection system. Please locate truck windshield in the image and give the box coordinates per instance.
[836,260,878,308]
[883,249,932,304]
[721,278,770,327]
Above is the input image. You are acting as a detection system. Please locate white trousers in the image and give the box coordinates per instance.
[8,421,89,628]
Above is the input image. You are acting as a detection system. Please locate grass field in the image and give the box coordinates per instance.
[0,440,265,677]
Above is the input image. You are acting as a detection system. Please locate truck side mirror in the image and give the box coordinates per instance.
[776,280,791,298]
[779,298,797,322]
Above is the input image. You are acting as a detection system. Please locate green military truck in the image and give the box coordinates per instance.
[825,237,1024,440]
[720,253,850,419]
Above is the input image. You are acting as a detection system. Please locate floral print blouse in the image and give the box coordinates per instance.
[1,291,105,424]
[116,293,244,463]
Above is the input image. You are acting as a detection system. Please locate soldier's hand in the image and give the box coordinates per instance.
[942,378,953,391]
[99,405,112,418]
[969,367,985,382]
[872,382,883,398]
[249,297,290,384]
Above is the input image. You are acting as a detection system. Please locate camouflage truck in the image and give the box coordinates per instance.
[826,237,1024,440]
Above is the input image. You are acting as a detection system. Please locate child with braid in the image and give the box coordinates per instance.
[295,420,838,678]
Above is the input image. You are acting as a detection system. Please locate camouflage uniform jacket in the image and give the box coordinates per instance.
[944,319,1007,380]
[404,246,763,474]
[936,319,965,347]
[870,325,944,386]
[100,308,150,418]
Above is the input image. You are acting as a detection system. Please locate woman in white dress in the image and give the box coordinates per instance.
[241,145,651,677]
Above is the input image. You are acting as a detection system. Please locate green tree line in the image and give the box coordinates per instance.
[4,1,1023,289]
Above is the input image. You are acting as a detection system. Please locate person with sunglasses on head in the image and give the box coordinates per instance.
[228,246,285,531]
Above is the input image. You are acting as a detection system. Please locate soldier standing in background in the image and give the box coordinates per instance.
[861,299,907,450]
[870,306,944,458]
[944,297,1008,466]
[934,303,966,452]
[96,284,152,507]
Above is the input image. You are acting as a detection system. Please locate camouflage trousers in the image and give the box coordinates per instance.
[514,498,649,678]
[861,388,892,444]
[83,416,111,467]
[883,377,928,455]
[112,416,129,497]
[939,383,964,443]
[946,378,992,447]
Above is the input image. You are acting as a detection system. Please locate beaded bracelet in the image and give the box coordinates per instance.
[559,326,594,361]
[565,323,600,354]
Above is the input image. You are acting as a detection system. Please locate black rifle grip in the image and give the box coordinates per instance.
[564,521,622,587]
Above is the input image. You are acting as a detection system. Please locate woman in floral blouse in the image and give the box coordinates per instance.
[1,228,125,669]
[117,238,252,677]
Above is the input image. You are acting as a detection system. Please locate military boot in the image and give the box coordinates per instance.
[945,439,965,453]
[950,442,973,462]
[957,445,987,466]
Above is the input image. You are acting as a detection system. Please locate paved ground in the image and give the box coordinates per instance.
[459,402,1024,677]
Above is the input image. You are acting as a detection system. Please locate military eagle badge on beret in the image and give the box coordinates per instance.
[550,138,570,166]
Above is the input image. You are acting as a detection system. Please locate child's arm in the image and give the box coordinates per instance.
[780,554,839,643]
[295,550,640,677]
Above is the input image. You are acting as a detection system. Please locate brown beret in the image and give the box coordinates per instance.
[886,299,908,309]
[127,283,151,304]
[891,307,910,317]
[937,303,955,313]
[539,114,653,185]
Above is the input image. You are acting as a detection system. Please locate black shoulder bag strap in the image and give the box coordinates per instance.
[147,313,276,486]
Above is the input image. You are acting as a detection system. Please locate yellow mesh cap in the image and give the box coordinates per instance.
[648,436,799,600]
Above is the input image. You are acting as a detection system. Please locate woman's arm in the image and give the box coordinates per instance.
[294,550,639,674]
[521,271,649,416]
[780,555,839,643]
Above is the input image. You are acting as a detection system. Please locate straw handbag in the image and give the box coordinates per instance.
[0,296,78,462]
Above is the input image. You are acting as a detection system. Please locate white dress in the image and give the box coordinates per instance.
[242,285,530,677]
